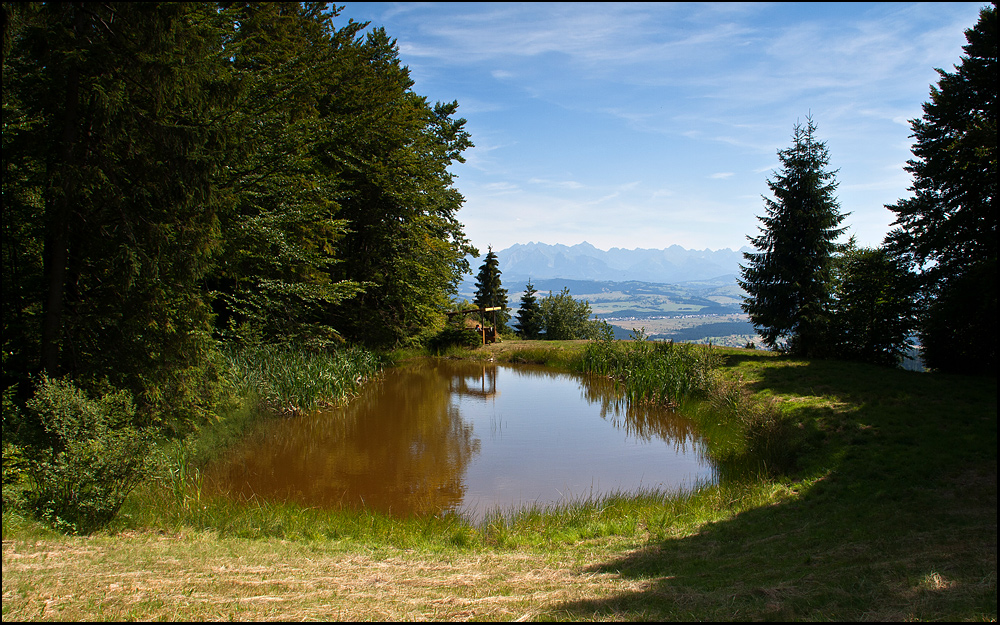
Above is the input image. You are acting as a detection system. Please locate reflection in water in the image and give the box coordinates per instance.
[205,359,715,521]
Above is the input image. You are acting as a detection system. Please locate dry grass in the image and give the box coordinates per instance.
[2,532,646,621]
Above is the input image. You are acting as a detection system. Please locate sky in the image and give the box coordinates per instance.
[334,2,987,254]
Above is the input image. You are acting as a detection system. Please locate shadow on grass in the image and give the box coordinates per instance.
[555,358,997,621]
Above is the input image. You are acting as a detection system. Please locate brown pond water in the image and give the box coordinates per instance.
[205,359,715,522]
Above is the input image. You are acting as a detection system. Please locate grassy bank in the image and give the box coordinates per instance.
[3,342,996,620]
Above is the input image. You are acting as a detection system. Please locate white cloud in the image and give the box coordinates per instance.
[339,2,985,253]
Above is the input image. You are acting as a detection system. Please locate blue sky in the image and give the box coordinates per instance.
[335,2,986,254]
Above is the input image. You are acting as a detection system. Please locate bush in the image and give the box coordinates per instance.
[428,325,482,353]
[23,377,154,534]
[704,371,795,474]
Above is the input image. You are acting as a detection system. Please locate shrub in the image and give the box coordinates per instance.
[23,377,154,534]
[704,371,795,474]
[428,325,482,354]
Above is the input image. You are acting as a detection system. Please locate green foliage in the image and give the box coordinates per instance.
[472,246,509,331]
[539,287,597,340]
[222,343,382,416]
[324,28,476,348]
[831,246,918,367]
[739,116,848,356]
[3,3,477,435]
[2,441,28,511]
[209,3,364,347]
[3,2,232,426]
[581,330,723,406]
[22,377,154,534]
[885,5,996,374]
[427,325,482,354]
[513,280,543,339]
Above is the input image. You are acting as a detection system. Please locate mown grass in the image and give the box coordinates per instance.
[3,342,996,621]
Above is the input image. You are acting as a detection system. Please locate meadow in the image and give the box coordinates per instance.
[2,341,995,621]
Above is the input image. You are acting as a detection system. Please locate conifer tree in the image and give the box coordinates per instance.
[884,4,996,374]
[739,117,848,356]
[472,247,509,332]
[3,3,234,425]
[514,280,542,339]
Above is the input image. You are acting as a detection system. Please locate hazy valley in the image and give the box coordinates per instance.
[459,242,758,347]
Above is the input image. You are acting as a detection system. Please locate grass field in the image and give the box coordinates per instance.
[3,344,996,621]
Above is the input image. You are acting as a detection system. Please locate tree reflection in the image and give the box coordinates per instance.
[448,362,498,399]
[205,359,715,519]
[205,361,480,517]
[579,374,705,455]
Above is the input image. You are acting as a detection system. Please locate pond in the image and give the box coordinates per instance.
[205,359,716,522]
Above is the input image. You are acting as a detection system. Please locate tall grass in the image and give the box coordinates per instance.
[580,331,723,406]
[581,334,794,474]
[687,370,796,476]
[222,343,382,416]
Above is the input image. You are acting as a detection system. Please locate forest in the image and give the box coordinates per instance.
[3,3,476,421]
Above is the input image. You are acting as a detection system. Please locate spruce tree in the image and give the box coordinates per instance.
[739,117,848,356]
[472,247,509,332]
[514,280,542,339]
[884,4,996,374]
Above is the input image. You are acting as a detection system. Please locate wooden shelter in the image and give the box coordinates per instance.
[446,306,503,345]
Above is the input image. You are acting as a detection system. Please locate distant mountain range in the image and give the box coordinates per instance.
[469,241,750,286]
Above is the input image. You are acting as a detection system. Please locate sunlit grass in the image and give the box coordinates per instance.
[3,342,995,621]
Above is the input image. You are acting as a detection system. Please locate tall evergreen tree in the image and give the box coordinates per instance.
[514,280,542,339]
[472,247,509,331]
[3,3,234,426]
[884,4,996,374]
[739,117,848,356]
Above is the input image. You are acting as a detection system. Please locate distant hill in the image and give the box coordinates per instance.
[491,241,749,285]
[459,242,750,298]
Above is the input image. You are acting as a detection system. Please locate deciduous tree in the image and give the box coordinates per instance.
[539,288,595,340]
[831,246,917,367]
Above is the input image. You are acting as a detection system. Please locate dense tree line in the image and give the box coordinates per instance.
[2,2,475,430]
[740,4,995,373]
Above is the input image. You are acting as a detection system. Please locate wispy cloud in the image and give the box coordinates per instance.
[338,2,985,252]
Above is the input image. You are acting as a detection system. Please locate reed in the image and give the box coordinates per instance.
[222,343,383,416]
[580,331,723,406]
